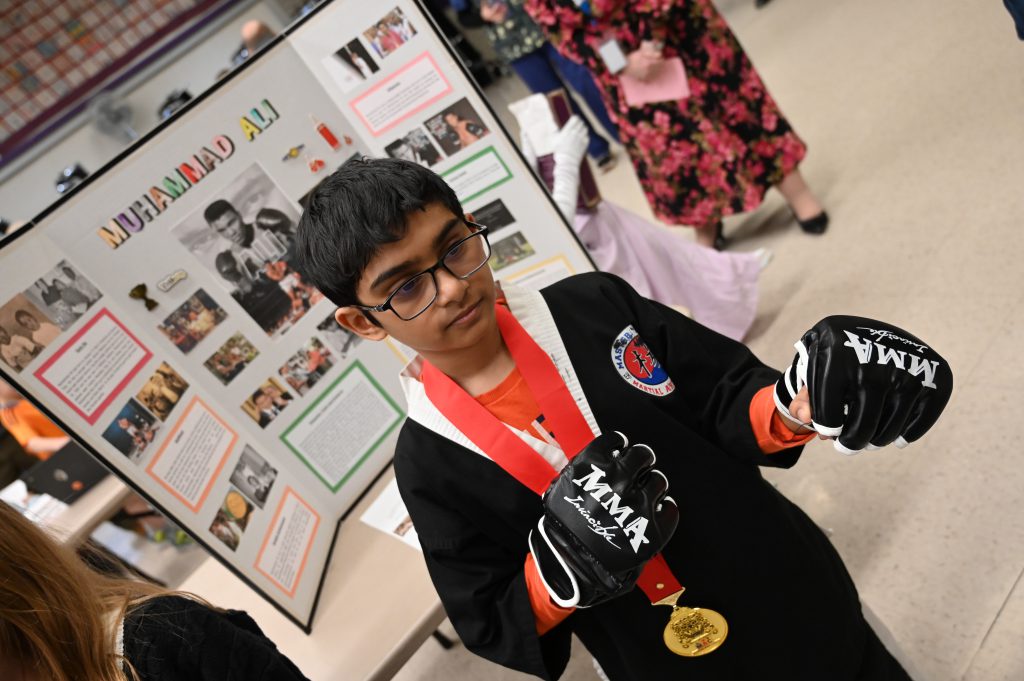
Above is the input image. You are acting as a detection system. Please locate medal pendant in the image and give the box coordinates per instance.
[663,606,728,657]
[654,588,727,657]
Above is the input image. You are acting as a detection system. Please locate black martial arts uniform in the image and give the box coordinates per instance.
[394,272,908,680]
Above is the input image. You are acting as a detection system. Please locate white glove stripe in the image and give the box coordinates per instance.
[812,421,843,438]
[783,365,798,401]
[832,439,862,456]
[532,518,582,609]
[793,340,810,394]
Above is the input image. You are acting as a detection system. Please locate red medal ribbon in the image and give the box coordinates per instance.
[421,303,682,602]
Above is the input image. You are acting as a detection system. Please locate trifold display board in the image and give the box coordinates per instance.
[0,0,594,630]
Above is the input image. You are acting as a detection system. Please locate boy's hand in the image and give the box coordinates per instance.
[774,316,953,454]
[782,386,830,440]
[528,432,679,608]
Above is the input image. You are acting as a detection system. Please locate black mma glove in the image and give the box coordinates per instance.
[528,432,679,608]
[775,316,953,455]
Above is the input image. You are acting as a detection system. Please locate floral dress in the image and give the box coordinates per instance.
[525,0,807,228]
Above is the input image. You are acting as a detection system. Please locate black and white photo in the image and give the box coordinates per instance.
[228,445,278,509]
[22,260,103,330]
[171,164,322,337]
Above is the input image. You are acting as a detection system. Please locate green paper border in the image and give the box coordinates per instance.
[279,360,404,493]
[441,145,512,203]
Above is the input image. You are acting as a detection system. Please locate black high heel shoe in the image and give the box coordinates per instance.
[796,211,829,235]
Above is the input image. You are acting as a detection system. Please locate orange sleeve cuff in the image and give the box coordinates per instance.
[524,553,574,635]
[749,385,815,454]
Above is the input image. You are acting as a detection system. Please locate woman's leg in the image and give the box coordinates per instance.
[776,169,829,233]
[776,168,824,221]
[544,43,620,144]
[694,221,725,249]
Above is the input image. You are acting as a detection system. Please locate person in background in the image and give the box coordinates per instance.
[525,0,828,249]
[0,379,68,460]
[466,0,620,170]
[0,499,311,681]
[524,111,769,340]
[240,19,277,57]
[1005,0,1024,38]
[0,425,36,488]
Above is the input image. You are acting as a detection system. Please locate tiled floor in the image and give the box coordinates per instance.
[393,1,1024,679]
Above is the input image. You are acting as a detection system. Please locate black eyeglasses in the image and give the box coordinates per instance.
[355,222,491,321]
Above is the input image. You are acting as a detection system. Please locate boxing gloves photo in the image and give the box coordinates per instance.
[775,316,953,455]
[529,432,679,608]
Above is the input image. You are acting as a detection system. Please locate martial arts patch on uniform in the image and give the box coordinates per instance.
[611,326,675,397]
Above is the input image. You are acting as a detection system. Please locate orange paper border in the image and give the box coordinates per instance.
[254,486,321,598]
[145,395,237,513]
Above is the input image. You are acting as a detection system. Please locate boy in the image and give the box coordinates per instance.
[295,158,951,680]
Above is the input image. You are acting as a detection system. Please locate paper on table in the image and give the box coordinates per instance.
[620,57,691,107]
[359,478,421,551]
[0,480,68,523]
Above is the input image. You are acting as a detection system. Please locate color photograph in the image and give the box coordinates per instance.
[241,377,293,429]
[363,7,417,59]
[204,332,259,386]
[135,361,189,421]
[101,398,160,463]
[489,231,535,272]
[278,337,334,397]
[424,98,489,156]
[208,487,254,552]
[156,289,227,354]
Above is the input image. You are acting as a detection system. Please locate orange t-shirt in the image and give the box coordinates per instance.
[0,399,66,460]
[475,367,574,635]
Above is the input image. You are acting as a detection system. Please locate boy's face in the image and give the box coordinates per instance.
[335,202,496,359]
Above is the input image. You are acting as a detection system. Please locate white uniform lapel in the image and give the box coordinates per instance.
[400,283,600,470]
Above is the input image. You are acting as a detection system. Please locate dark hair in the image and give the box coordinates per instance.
[251,388,266,402]
[204,199,238,225]
[294,156,463,307]
[14,310,35,324]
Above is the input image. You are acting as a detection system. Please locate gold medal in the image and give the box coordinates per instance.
[654,588,728,657]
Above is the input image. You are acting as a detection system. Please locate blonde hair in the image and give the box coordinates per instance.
[0,500,185,681]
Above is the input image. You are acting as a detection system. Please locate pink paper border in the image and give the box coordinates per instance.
[349,51,453,137]
[34,308,152,425]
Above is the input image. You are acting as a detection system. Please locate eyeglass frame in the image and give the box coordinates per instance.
[352,221,491,321]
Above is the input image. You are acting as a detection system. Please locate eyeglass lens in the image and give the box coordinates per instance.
[389,231,490,320]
